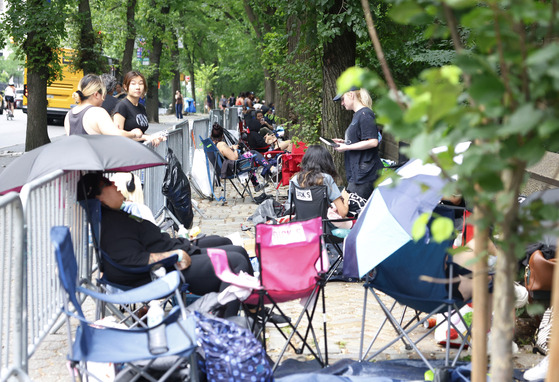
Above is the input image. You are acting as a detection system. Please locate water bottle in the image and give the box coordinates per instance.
[147,301,168,354]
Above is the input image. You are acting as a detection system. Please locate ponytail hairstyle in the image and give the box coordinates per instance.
[297,145,340,187]
[211,122,225,142]
[72,74,106,104]
[353,88,373,109]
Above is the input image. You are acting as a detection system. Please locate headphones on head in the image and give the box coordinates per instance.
[126,173,136,193]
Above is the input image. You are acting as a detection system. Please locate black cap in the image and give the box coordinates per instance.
[333,86,360,101]
[261,105,270,113]
[77,172,103,201]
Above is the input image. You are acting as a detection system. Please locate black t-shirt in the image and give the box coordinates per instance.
[113,98,149,133]
[100,207,197,287]
[101,95,119,115]
[344,107,383,185]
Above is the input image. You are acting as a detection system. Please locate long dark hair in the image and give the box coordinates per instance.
[297,145,339,187]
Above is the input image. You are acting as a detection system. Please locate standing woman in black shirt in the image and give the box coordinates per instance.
[333,87,383,201]
[113,71,164,146]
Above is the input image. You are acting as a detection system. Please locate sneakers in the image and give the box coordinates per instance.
[523,355,549,381]
[251,307,291,327]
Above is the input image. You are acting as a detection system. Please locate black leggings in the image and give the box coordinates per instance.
[182,240,252,317]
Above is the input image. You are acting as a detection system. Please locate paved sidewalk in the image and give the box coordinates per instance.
[23,113,544,380]
[28,183,541,381]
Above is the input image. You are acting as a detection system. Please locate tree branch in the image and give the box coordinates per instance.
[491,3,516,109]
[360,0,404,109]
[443,3,462,52]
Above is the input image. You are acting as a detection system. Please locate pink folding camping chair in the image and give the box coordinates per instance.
[207,216,328,372]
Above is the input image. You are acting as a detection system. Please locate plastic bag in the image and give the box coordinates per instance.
[248,198,277,225]
[162,148,194,229]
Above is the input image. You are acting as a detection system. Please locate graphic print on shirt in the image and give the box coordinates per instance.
[136,114,149,128]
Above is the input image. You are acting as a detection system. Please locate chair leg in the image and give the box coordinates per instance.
[270,285,326,373]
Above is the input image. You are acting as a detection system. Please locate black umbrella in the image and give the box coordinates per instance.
[0,135,166,194]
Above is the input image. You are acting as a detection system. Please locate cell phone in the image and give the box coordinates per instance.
[320,137,340,147]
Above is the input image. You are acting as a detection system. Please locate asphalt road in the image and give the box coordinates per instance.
[0,108,174,174]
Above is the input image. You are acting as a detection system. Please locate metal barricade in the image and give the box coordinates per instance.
[192,118,210,151]
[0,193,26,381]
[224,107,242,133]
[174,120,191,173]
[209,109,223,129]
[142,142,167,217]
[19,170,89,361]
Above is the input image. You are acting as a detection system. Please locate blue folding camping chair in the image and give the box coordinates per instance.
[344,161,472,372]
[200,136,258,204]
[51,226,198,382]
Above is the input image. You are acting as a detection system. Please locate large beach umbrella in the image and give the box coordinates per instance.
[343,160,448,278]
[0,135,166,194]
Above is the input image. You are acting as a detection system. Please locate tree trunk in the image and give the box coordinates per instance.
[145,4,170,123]
[25,69,50,151]
[472,208,490,382]
[170,40,180,114]
[264,67,275,105]
[489,165,526,381]
[77,0,104,74]
[321,1,356,184]
[121,0,137,78]
[548,240,559,381]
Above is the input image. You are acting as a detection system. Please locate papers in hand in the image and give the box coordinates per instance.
[320,137,339,147]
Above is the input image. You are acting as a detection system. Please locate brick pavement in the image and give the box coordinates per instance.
[25,114,543,380]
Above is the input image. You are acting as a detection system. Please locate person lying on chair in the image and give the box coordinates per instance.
[77,172,253,317]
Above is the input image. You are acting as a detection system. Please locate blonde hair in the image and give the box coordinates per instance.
[352,88,372,108]
[110,172,144,204]
[72,74,106,104]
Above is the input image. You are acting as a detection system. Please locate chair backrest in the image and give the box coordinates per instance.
[50,226,85,317]
[289,184,335,234]
[79,198,103,270]
[370,205,460,312]
[200,137,223,174]
[255,217,323,294]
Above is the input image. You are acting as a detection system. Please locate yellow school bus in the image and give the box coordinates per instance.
[23,49,83,122]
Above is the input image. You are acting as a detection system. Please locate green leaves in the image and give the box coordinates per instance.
[412,213,454,243]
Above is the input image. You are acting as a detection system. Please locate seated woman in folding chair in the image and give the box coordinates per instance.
[247,110,292,153]
[211,122,270,193]
[78,172,253,318]
[289,145,348,220]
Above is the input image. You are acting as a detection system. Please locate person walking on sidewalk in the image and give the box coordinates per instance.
[175,90,184,120]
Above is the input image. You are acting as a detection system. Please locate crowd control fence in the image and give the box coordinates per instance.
[0,193,26,382]
[19,170,89,365]
[0,115,225,380]
[209,109,223,130]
